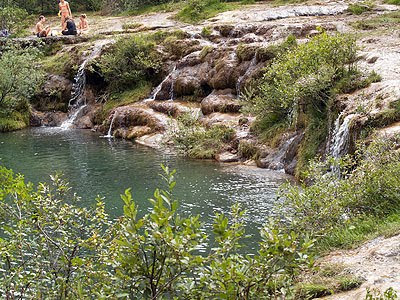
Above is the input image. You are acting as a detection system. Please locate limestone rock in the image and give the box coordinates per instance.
[216,151,240,163]
[201,91,241,115]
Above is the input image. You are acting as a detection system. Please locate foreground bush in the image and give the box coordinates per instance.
[0,165,314,299]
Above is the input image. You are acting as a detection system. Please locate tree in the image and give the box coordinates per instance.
[0,46,44,110]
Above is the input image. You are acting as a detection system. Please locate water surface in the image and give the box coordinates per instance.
[0,128,291,249]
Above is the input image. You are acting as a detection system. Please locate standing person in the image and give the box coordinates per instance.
[35,15,51,37]
[62,16,77,36]
[78,14,89,34]
[58,0,72,30]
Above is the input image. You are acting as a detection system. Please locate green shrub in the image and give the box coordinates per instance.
[338,276,363,291]
[176,0,239,23]
[0,6,30,36]
[385,0,400,5]
[365,287,399,300]
[0,165,315,298]
[347,2,373,15]
[296,283,333,299]
[280,137,400,249]
[170,113,235,159]
[201,26,212,37]
[238,140,259,159]
[97,34,161,92]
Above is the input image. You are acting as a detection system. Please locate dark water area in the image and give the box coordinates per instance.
[0,127,292,250]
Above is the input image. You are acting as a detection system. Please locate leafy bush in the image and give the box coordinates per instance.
[0,6,30,36]
[0,165,315,298]
[279,136,400,248]
[169,113,235,159]
[97,35,161,92]
[245,32,357,129]
[0,46,44,131]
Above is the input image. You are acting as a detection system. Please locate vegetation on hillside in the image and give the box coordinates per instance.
[0,46,44,132]
[244,31,380,177]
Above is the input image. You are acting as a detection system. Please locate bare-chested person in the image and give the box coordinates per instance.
[35,15,51,37]
[59,0,72,30]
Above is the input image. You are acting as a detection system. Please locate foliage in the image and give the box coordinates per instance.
[238,140,259,159]
[279,137,400,250]
[169,113,235,159]
[0,167,112,298]
[97,34,161,92]
[351,11,400,30]
[245,31,357,129]
[366,287,398,300]
[347,2,374,15]
[385,0,400,5]
[0,6,30,36]
[0,45,44,131]
[0,165,315,298]
[122,22,143,30]
[175,0,239,24]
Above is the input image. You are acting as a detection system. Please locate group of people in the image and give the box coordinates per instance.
[35,0,89,38]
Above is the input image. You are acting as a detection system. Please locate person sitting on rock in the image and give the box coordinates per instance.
[62,16,77,36]
[78,14,89,34]
[35,15,51,38]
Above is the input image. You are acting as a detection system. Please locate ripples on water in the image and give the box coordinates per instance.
[0,127,292,250]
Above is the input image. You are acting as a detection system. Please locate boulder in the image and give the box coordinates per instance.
[215,151,240,163]
[30,109,68,127]
[201,91,241,115]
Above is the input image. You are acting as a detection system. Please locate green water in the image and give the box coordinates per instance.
[0,127,291,249]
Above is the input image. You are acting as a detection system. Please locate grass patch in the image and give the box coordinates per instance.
[122,22,143,30]
[295,263,363,299]
[96,82,152,122]
[318,211,400,252]
[0,110,29,132]
[175,0,241,24]
[41,51,77,79]
[347,2,374,15]
[351,11,400,30]
[385,0,400,5]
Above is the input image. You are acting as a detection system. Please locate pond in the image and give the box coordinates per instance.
[0,128,292,250]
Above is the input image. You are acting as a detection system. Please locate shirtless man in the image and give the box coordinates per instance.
[35,15,51,37]
[59,0,72,30]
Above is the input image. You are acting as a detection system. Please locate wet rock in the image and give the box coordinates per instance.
[257,132,304,172]
[115,126,153,139]
[136,133,165,149]
[32,74,72,112]
[201,90,241,115]
[215,151,240,163]
[147,101,189,117]
[209,55,241,90]
[30,109,68,127]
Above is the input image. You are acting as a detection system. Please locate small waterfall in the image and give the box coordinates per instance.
[330,113,357,159]
[60,40,110,129]
[103,112,117,138]
[60,105,87,129]
[236,54,258,96]
[144,66,177,102]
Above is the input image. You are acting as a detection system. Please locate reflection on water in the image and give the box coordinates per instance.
[0,127,292,250]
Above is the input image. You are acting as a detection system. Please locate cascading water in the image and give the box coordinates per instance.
[103,112,117,138]
[330,113,357,159]
[236,54,258,96]
[144,66,177,102]
[60,40,110,129]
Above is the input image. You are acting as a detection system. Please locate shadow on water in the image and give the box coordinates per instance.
[0,127,292,251]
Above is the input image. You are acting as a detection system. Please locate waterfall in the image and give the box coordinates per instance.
[330,113,357,159]
[103,112,117,138]
[144,66,177,102]
[236,54,258,96]
[60,40,110,129]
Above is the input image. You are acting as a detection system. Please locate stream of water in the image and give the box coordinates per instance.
[0,128,291,250]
